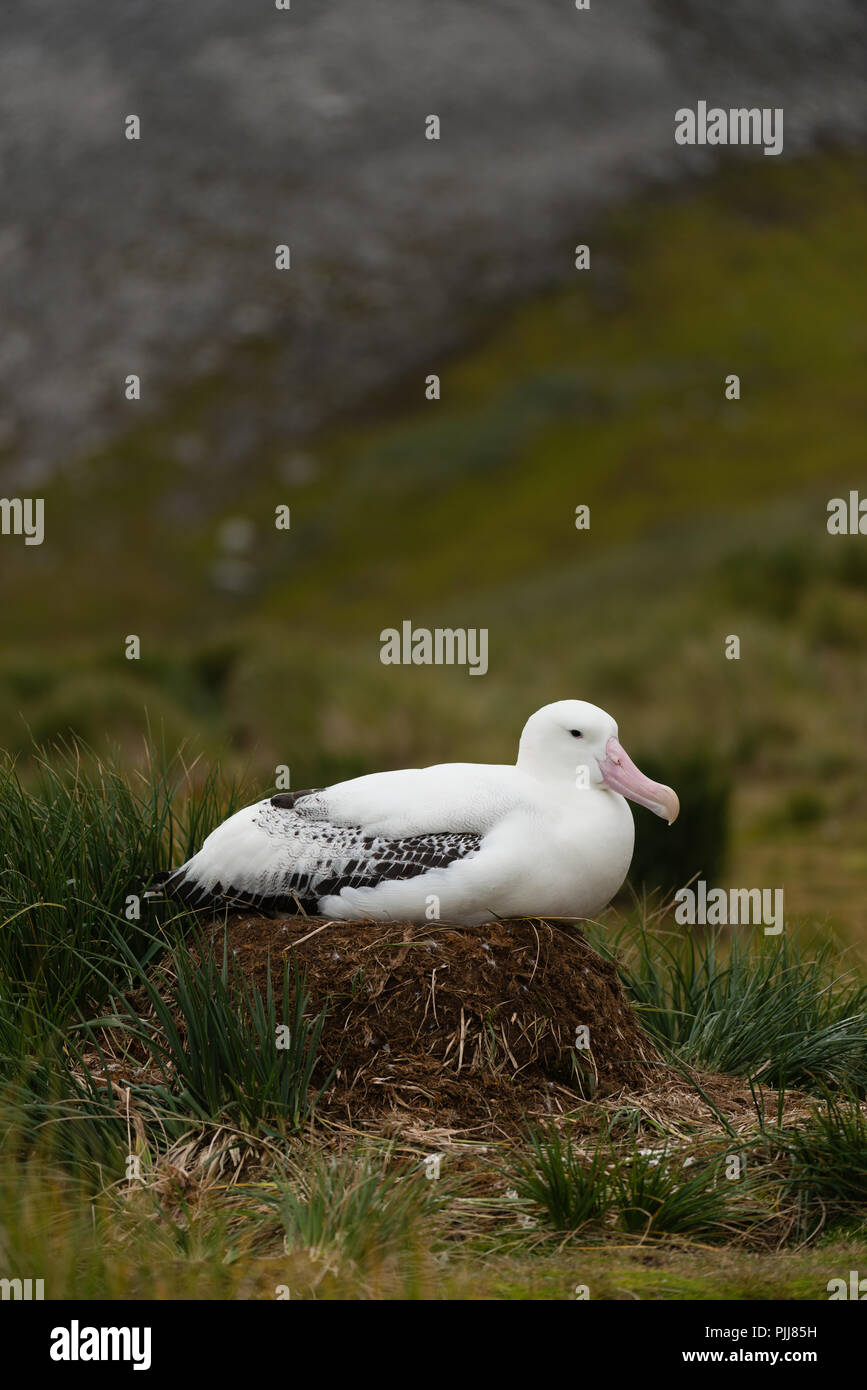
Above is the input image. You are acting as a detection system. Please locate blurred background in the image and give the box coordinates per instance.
[0,1,866,940]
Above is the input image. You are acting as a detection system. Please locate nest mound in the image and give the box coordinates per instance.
[189,914,666,1135]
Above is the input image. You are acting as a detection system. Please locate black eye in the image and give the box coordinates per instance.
[570,729,583,738]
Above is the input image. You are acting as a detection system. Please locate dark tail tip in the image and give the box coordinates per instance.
[143,869,173,899]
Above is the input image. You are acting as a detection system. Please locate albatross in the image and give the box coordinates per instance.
[149,700,679,925]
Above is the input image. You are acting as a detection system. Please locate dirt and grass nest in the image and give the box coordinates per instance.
[111,916,667,1131]
[91,911,822,1150]
[237,915,661,1124]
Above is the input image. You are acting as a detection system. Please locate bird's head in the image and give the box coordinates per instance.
[517,699,680,824]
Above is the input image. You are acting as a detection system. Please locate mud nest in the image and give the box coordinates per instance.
[178,915,667,1135]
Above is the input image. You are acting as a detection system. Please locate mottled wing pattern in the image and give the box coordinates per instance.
[162,793,482,915]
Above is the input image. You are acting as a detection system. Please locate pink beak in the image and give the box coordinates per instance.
[600,737,680,825]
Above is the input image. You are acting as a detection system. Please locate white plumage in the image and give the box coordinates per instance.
[151,700,679,925]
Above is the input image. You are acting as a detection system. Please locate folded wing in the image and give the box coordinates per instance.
[158,791,482,914]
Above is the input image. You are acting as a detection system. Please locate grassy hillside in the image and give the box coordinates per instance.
[1,153,866,1298]
[1,151,866,939]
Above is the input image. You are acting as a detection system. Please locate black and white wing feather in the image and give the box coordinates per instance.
[153,789,482,915]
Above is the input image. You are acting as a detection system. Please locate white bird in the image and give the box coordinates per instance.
[149,700,679,925]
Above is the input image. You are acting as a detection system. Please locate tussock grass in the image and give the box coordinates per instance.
[97,930,334,1133]
[608,1147,745,1240]
[604,920,867,1094]
[507,1124,611,1232]
[506,1124,759,1241]
[248,1147,448,1269]
[750,1094,867,1243]
[0,738,246,1017]
[4,1145,862,1300]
